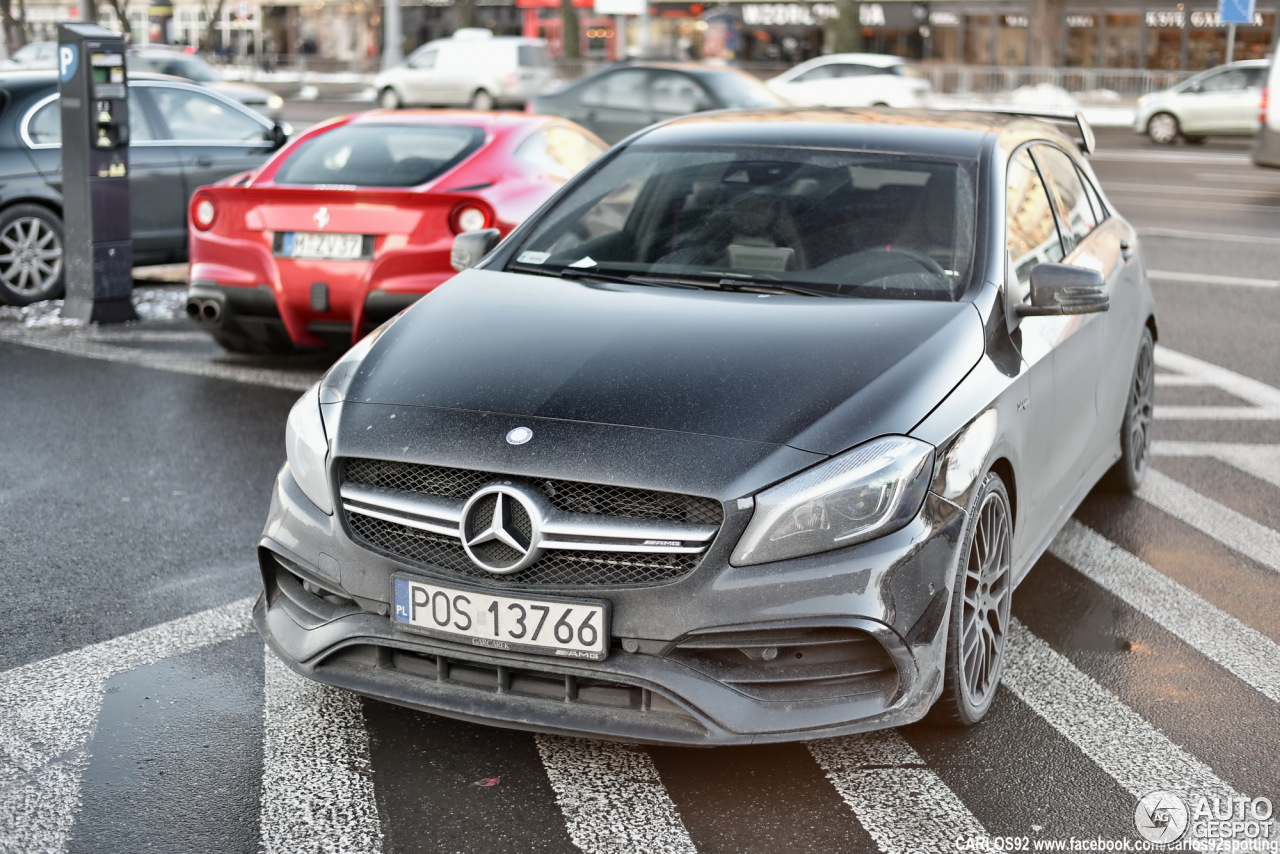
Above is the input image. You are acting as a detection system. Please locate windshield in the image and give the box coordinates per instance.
[156,55,223,82]
[274,124,485,187]
[506,145,976,300]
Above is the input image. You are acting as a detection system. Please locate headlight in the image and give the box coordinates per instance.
[285,383,333,514]
[731,436,934,566]
[266,94,285,111]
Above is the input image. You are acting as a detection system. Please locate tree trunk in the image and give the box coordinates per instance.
[203,0,227,54]
[560,0,580,59]
[2,0,28,52]
[100,0,132,38]
[1029,0,1068,67]
[827,0,862,53]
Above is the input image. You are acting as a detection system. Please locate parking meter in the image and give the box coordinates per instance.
[58,23,137,323]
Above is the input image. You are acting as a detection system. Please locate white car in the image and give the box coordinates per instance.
[1253,58,1280,166]
[374,29,552,111]
[1134,59,1268,144]
[765,53,931,108]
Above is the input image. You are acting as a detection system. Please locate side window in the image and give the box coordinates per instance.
[792,65,840,83]
[1006,147,1065,303]
[1076,164,1107,227]
[649,72,710,114]
[1199,69,1247,92]
[516,126,605,181]
[128,93,156,142]
[407,47,436,69]
[147,87,267,142]
[580,69,648,111]
[838,64,876,77]
[26,101,61,145]
[1031,144,1096,250]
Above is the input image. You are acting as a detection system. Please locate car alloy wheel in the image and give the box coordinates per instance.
[931,472,1013,726]
[1147,112,1180,145]
[0,205,65,306]
[1106,327,1155,493]
[378,87,402,109]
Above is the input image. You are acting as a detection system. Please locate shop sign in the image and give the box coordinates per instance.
[1066,14,1094,27]
[1002,14,1028,26]
[930,10,960,26]
[741,2,836,25]
[1145,8,1264,26]
[595,0,645,13]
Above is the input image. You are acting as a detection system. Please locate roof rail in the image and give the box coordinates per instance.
[978,108,1097,155]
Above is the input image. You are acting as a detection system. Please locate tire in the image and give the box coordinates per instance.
[378,87,402,110]
[929,472,1013,726]
[469,89,495,111]
[1147,112,1180,145]
[1103,327,1155,494]
[0,204,65,306]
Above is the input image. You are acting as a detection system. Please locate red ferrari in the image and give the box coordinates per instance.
[185,110,606,352]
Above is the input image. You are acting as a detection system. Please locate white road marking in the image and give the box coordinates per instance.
[1091,150,1249,165]
[1139,470,1280,574]
[1154,346,1280,421]
[1050,520,1280,704]
[1154,375,1210,387]
[535,735,696,854]
[1105,182,1280,199]
[1193,172,1280,183]
[1004,620,1251,804]
[1149,270,1280,288]
[1153,440,1280,491]
[260,652,384,854]
[808,733,988,853]
[0,598,254,854]
[1139,227,1280,245]
[1109,196,1280,215]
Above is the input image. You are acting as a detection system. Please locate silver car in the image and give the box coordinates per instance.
[1134,59,1268,144]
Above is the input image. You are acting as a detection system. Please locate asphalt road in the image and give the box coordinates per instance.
[2,120,1279,854]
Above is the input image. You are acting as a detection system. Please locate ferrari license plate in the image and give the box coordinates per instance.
[391,576,609,660]
[282,231,363,260]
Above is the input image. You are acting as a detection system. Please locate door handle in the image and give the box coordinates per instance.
[1120,239,1134,262]
[194,156,214,167]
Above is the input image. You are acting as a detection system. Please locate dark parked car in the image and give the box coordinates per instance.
[529,61,785,144]
[0,70,287,305]
[126,48,285,121]
[257,108,1156,745]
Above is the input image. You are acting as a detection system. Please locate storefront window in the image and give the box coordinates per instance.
[1064,13,1098,67]
[996,14,1028,65]
[1186,9,1272,68]
[963,14,993,64]
[1105,12,1142,68]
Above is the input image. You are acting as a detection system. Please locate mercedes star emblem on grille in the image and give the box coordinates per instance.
[460,484,545,574]
[506,427,533,445]
[314,206,330,230]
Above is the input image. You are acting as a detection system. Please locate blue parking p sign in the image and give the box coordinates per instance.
[1219,0,1254,25]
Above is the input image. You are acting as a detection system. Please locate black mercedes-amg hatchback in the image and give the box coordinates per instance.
[255,108,1156,745]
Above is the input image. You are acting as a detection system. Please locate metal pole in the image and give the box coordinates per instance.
[1226,22,1236,61]
[383,0,403,70]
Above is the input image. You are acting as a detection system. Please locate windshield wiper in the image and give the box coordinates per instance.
[507,263,700,289]
[670,273,838,298]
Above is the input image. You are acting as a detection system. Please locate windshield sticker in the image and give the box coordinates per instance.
[568,256,598,268]
[517,251,551,265]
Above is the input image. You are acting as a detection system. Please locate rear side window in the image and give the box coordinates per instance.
[1031,144,1097,249]
[1006,147,1065,302]
[518,45,549,68]
[581,69,648,110]
[274,124,485,187]
[515,126,605,181]
[25,94,156,145]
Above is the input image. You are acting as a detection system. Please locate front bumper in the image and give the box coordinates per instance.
[256,454,969,745]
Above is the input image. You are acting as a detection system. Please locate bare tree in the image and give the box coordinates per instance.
[99,0,133,39]
[826,0,863,52]
[560,0,579,59]
[2,0,29,53]
[1029,0,1067,66]
[201,0,228,52]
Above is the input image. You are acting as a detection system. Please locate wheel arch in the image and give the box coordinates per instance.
[987,456,1017,534]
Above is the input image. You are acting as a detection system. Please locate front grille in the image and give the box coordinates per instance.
[340,458,722,587]
[344,458,723,526]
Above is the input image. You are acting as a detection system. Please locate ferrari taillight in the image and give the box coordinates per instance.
[192,195,217,231]
[450,202,494,235]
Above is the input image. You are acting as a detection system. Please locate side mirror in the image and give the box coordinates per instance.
[450,228,502,272]
[1015,263,1109,317]
[268,122,290,151]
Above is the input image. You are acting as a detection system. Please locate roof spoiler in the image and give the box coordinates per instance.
[986,109,1097,156]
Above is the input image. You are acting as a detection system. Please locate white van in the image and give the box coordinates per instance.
[1251,59,1280,167]
[373,30,552,111]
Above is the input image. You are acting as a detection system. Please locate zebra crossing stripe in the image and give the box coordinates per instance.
[1154,346,1280,421]
[1153,440,1280,492]
[0,597,255,854]
[1050,520,1280,705]
[1003,620,1250,805]
[535,735,697,854]
[1139,470,1280,574]
[807,732,989,853]
[260,652,384,854]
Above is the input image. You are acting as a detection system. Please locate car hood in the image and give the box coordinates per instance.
[345,268,985,455]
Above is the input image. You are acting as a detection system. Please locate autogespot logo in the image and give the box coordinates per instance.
[1135,790,1191,844]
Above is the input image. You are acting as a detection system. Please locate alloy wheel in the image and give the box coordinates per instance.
[0,215,63,299]
[959,488,1012,710]
[1148,113,1179,145]
[1128,336,1155,478]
